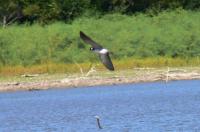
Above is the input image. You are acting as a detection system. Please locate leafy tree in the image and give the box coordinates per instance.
[22,0,60,24]
[0,0,23,27]
[56,0,90,21]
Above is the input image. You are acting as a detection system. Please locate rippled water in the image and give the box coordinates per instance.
[0,80,200,132]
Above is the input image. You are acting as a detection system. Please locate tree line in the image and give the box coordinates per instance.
[0,0,200,26]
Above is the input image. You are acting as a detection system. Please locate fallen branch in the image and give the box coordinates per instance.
[85,65,96,77]
[21,74,39,77]
[73,61,84,76]
[166,67,169,82]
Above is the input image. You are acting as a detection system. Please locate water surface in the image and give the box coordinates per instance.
[0,80,200,132]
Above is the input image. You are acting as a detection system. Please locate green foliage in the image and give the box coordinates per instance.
[0,0,200,24]
[0,9,200,67]
[57,0,90,21]
[0,0,23,27]
[21,0,90,23]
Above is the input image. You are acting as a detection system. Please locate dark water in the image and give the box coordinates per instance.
[0,80,200,132]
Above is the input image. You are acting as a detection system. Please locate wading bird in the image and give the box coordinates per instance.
[80,31,114,71]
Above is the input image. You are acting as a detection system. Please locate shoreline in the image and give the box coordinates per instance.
[0,67,200,92]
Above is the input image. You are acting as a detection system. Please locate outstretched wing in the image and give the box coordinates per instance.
[99,53,114,71]
[80,31,103,49]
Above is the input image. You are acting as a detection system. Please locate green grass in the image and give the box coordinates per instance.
[0,9,200,75]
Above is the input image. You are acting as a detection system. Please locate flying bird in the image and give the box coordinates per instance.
[80,31,114,71]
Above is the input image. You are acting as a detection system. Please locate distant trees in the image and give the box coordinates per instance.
[0,0,23,27]
[0,0,90,26]
[22,0,90,23]
[0,0,200,26]
[91,0,200,13]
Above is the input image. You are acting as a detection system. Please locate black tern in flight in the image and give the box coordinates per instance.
[80,31,114,71]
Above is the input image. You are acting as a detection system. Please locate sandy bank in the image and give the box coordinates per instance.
[0,67,200,92]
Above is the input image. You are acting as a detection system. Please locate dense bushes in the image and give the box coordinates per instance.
[0,9,200,67]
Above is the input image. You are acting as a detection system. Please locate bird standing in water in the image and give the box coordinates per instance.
[80,31,114,71]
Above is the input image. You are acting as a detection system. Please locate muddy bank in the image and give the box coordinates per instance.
[0,67,200,92]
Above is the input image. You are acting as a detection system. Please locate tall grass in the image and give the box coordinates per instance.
[0,9,200,75]
[0,57,200,76]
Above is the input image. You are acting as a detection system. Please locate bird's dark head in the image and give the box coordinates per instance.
[90,47,95,51]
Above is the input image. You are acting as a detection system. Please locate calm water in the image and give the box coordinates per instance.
[0,80,200,132]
